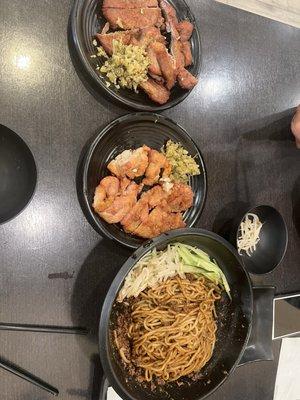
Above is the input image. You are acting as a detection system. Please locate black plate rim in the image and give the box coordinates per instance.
[0,124,38,225]
[70,0,202,111]
[99,228,254,400]
[81,112,207,248]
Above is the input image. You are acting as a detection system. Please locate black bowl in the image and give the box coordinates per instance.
[99,228,253,400]
[70,0,201,111]
[234,205,288,275]
[0,125,37,224]
[78,112,207,248]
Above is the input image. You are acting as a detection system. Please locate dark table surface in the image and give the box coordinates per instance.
[0,0,300,399]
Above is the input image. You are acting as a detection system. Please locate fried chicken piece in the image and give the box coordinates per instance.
[99,180,140,224]
[166,182,193,212]
[143,149,171,185]
[103,8,164,30]
[95,30,134,55]
[121,185,167,232]
[92,176,120,213]
[141,185,168,207]
[177,68,198,90]
[107,146,150,179]
[134,206,185,238]
[121,197,150,233]
[177,20,193,41]
[139,79,170,105]
[148,42,176,90]
[103,0,158,8]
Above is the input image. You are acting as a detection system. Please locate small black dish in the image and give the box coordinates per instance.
[77,112,207,249]
[70,0,201,111]
[233,205,288,275]
[0,125,37,224]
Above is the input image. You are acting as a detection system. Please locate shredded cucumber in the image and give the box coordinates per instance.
[175,243,231,299]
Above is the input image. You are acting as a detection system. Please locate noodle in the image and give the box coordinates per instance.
[115,275,221,383]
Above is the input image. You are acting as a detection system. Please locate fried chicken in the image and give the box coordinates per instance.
[165,182,193,212]
[121,185,167,233]
[107,145,150,179]
[94,178,140,224]
[134,205,185,238]
[143,149,171,185]
[92,176,120,213]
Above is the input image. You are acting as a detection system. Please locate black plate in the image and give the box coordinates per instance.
[234,205,288,275]
[0,125,37,224]
[78,113,207,248]
[70,0,201,111]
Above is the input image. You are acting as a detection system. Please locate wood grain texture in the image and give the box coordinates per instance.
[0,0,300,399]
[215,0,300,28]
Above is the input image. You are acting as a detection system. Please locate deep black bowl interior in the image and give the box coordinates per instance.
[70,0,201,111]
[0,125,37,224]
[235,205,288,275]
[79,112,207,249]
[99,229,253,400]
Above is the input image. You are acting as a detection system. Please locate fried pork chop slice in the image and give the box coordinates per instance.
[107,145,150,179]
[160,0,197,89]
[139,79,170,105]
[96,30,134,55]
[177,20,193,42]
[143,149,171,185]
[147,42,176,90]
[103,8,164,30]
[177,68,198,90]
[102,0,158,8]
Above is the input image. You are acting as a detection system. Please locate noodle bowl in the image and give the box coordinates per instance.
[114,275,221,383]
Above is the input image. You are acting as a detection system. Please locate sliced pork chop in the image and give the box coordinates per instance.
[96,30,134,55]
[177,68,198,90]
[102,0,158,8]
[177,20,193,41]
[181,41,193,66]
[139,78,170,104]
[103,8,164,30]
[160,0,197,89]
[148,42,176,90]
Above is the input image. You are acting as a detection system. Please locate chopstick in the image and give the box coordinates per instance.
[0,323,88,335]
[0,357,59,396]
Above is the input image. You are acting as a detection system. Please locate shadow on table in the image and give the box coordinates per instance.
[71,238,131,342]
[292,176,300,238]
[212,201,249,242]
[67,354,103,400]
[238,108,296,144]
